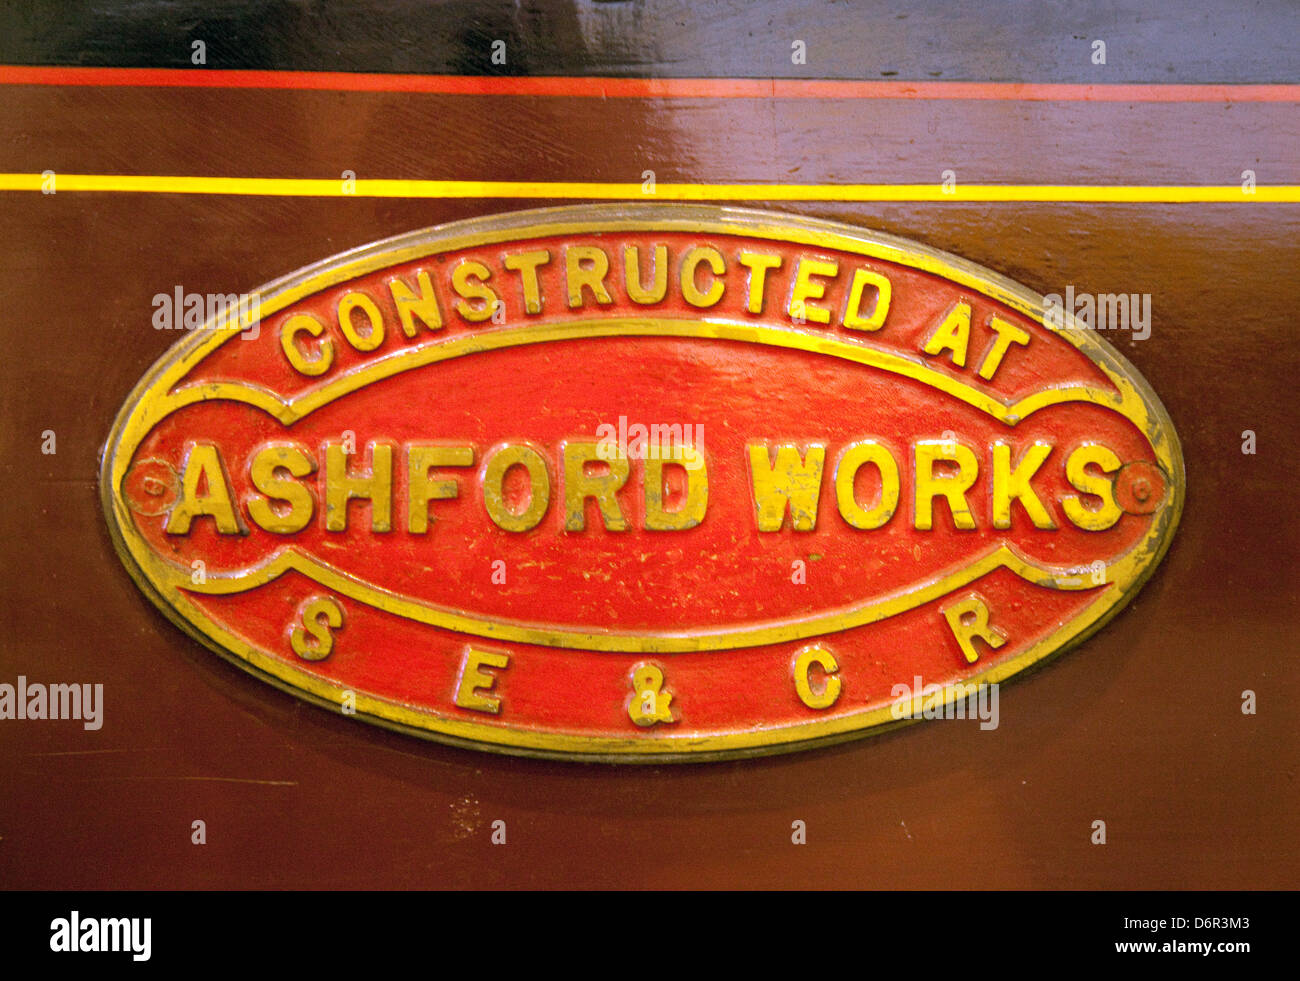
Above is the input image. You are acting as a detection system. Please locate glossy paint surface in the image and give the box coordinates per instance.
[0,0,1295,887]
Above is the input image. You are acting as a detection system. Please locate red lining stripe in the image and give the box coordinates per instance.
[1,66,1296,102]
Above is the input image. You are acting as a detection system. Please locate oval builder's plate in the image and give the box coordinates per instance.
[102,205,1184,761]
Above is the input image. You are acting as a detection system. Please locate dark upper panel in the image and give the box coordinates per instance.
[2,0,1297,83]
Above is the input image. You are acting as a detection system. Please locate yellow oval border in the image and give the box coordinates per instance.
[100,204,1185,762]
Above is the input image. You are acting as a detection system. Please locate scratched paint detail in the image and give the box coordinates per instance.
[100,205,1184,761]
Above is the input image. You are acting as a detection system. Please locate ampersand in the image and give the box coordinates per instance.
[627,662,675,727]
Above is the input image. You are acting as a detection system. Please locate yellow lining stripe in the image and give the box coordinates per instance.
[2,173,1297,202]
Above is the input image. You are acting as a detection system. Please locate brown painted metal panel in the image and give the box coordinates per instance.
[1,17,1296,888]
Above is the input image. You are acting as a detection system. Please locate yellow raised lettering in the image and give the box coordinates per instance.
[325,442,393,532]
[835,441,900,529]
[644,446,709,531]
[977,315,1031,380]
[681,246,725,307]
[563,441,629,531]
[624,244,668,304]
[843,268,892,331]
[789,257,838,323]
[566,245,613,307]
[337,291,385,352]
[290,596,343,662]
[793,645,841,710]
[166,443,243,535]
[407,444,474,534]
[388,271,443,337]
[748,443,826,532]
[922,302,972,367]
[455,647,510,714]
[941,593,1007,664]
[737,252,781,314]
[503,249,551,315]
[483,443,552,532]
[992,442,1056,529]
[1061,443,1124,531]
[914,440,979,530]
[280,313,333,376]
[452,260,499,322]
[248,443,316,534]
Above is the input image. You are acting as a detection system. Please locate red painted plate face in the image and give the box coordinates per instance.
[101,205,1184,761]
